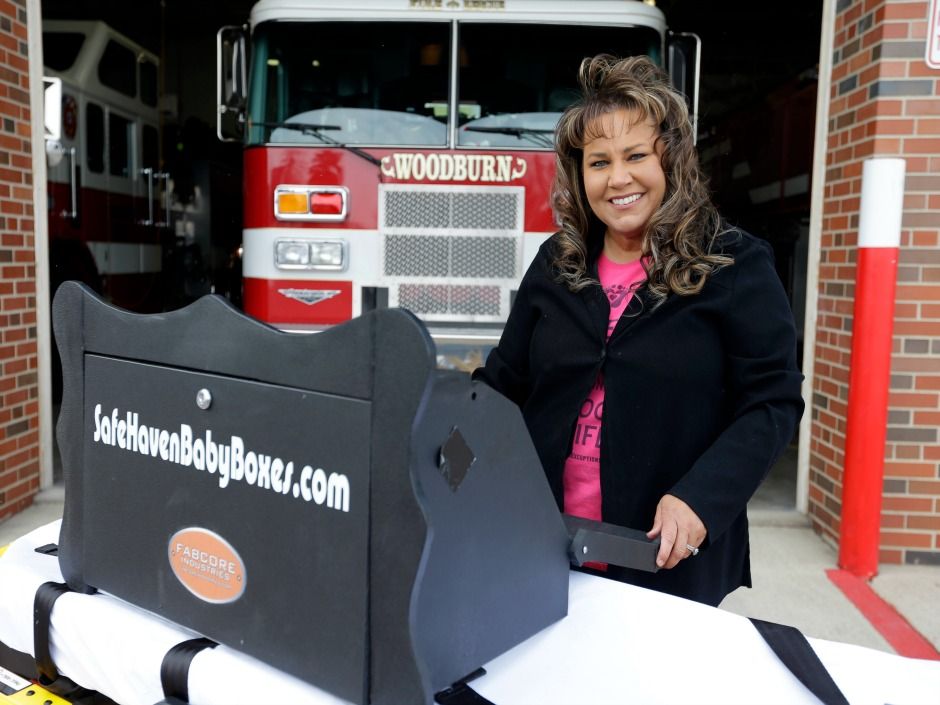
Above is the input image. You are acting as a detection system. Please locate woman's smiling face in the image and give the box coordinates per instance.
[581,109,666,257]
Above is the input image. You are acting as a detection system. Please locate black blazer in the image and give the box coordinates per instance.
[475,229,804,605]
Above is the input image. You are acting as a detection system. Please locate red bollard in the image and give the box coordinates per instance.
[838,158,906,579]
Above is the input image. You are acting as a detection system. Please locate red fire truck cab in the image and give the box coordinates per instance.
[219,0,698,365]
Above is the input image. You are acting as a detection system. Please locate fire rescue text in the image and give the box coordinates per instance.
[91,404,350,512]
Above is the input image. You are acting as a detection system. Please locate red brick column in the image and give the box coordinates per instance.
[0,0,39,521]
[809,0,940,565]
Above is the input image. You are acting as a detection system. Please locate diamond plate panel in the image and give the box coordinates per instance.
[451,192,518,230]
[385,235,449,277]
[451,236,517,278]
[384,191,450,229]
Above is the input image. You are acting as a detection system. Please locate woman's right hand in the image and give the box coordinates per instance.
[646,494,707,569]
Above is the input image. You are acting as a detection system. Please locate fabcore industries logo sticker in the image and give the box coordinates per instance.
[169,527,245,604]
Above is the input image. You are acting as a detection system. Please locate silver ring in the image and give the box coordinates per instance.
[686,544,699,557]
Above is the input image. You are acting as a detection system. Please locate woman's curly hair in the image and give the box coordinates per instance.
[552,54,732,303]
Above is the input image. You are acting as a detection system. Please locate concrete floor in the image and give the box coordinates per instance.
[722,444,940,655]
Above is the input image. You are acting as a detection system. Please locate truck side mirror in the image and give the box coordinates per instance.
[667,32,701,144]
[43,77,62,141]
[217,25,248,142]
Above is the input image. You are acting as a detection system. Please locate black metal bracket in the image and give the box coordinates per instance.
[565,514,661,573]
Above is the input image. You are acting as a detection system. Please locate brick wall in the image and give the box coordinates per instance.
[809,0,940,565]
[0,0,39,522]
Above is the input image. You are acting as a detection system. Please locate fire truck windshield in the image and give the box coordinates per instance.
[246,20,661,149]
[456,22,660,147]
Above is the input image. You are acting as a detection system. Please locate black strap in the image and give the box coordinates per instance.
[159,637,218,704]
[0,638,38,684]
[32,581,92,698]
[751,618,850,705]
[434,668,496,705]
[33,581,70,685]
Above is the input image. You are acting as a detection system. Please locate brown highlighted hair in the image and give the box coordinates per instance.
[551,55,732,302]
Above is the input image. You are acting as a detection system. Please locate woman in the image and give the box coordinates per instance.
[474,55,804,606]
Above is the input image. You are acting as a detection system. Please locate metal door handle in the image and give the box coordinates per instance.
[63,147,78,219]
[154,172,170,228]
[139,167,153,225]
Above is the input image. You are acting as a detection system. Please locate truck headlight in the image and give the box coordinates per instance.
[274,239,346,271]
[275,240,310,266]
[310,241,344,268]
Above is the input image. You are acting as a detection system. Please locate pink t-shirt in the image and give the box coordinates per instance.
[563,254,647,522]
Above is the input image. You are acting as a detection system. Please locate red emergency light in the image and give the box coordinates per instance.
[274,185,348,221]
[310,191,344,216]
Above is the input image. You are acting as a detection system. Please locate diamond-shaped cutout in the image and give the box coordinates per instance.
[438,426,476,492]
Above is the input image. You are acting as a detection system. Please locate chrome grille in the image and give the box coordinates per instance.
[398,284,450,315]
[380,185,524,323]
[384,191,450,229]
[399,284,501,317]
[451,236,516,278]
[384,235,449,277]
[384,235,517,279]
[450,285,501,316]
[451,192,518,229]
[381,188,522,232]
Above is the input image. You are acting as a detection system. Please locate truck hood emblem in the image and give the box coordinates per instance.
[277,288,341,306]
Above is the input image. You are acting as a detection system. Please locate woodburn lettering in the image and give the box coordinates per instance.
[380,153,526,182]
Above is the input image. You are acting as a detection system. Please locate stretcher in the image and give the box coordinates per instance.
[8,284,937,704]
[2,520,939,705]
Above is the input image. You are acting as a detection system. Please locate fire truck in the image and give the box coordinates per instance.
[43,20,169,313]
[218,0,698,364]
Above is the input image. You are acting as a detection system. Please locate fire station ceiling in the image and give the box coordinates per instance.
[40,0,823,135]
[658,0,823,127]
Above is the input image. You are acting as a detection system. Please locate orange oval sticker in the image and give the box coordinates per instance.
[168,527,246,604]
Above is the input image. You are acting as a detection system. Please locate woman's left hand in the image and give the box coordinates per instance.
[646,494,707,569]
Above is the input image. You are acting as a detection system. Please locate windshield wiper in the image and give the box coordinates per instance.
[461,125,555,148]
[253,121,382,167]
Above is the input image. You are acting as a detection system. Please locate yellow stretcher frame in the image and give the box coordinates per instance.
[0,666,71,705]
[1,685,72,705]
